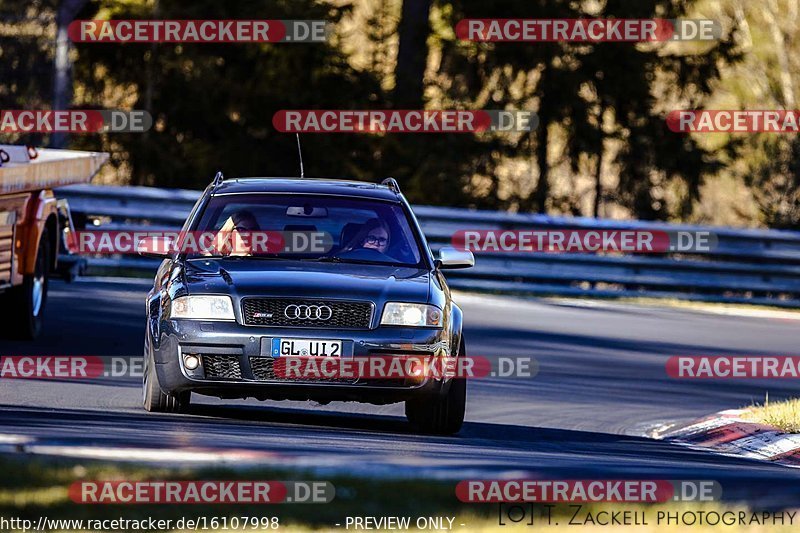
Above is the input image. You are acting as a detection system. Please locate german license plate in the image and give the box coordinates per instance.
[271,338,342,358]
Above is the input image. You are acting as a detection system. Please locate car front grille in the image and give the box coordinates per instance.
[202,354,242,380]
[242,298,373,329]
[249,357,356,383]
[249,357,275,380]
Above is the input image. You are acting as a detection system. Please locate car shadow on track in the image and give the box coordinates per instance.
[2,403,800,509]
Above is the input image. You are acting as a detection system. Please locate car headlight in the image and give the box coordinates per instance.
[170,295,235,321]
[381,303,442,327]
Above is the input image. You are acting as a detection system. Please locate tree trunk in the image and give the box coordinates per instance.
[530,65,554,214]
[393,0,432,108]
[764,0,795,108]
[593,104,607,218]
[593,143,604,218]
[52,0,88,148]
[533,120,549,214]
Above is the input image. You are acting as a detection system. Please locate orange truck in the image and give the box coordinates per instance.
[0,145,108,339]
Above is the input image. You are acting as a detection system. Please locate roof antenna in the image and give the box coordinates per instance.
[295,133,305,179]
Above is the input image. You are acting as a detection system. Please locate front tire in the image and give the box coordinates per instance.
[405,338,467,435]
[142,332,190,413]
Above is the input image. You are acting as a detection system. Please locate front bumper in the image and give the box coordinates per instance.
[152,319,453,404]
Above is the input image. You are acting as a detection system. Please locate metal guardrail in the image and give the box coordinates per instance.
[56,184,800,307]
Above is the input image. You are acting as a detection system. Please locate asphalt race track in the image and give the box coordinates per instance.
[2,277,800,507]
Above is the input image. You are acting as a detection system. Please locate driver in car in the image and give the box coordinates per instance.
[214,210,261,256]
[344,218,391,255]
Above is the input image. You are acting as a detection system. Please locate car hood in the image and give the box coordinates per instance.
[182,258,432,303]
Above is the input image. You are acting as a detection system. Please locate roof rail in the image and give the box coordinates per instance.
[381,177,400,194]
[211,171,225,190]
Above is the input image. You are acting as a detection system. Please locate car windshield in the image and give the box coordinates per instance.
[187,194,424,267]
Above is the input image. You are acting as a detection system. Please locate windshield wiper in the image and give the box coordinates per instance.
[314,256,345,263]
[190,254,288,260]
[314,256,413,268]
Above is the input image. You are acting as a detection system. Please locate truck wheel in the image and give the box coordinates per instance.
[405,338,467,435]
[142,332,190,413]
[3,227,50,340]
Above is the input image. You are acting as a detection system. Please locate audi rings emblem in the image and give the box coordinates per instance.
[284,304,333,320]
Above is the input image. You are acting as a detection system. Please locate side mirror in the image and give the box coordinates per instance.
[137,236,175,258]
[435,246,475,270]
